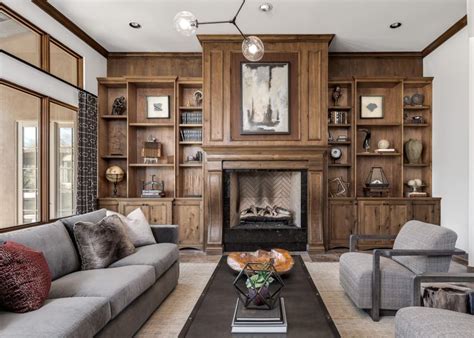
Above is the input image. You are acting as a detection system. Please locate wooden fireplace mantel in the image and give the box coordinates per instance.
[203,146,327,255]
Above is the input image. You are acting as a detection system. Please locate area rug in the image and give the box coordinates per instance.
[136,261,395,337]
[305,262,395,337]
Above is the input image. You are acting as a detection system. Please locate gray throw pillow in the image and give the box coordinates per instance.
[73,215,135,270]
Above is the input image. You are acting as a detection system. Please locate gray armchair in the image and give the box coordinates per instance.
[339,220,464,321]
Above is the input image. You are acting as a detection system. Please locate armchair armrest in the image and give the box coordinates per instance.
[349,234,397,252]
[370,248,465,321]
[412,272,474,306]
[150,224,179,244]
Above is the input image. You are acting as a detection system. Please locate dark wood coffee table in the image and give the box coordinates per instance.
[179,256,340,337]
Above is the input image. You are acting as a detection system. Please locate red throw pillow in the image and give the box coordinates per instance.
[0,241,51,312]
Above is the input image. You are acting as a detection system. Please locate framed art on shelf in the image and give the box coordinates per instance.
[360,95,384,119]
[146,96,170,119]
[240,62,290,134]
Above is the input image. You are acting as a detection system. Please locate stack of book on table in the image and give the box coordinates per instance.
[231,298,287,333]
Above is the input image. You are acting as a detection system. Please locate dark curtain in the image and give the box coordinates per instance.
[76,90,98,214]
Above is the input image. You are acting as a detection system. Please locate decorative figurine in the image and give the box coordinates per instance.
[332,85,342,106]
[193,90,203,106]
[360,129,371,153]
[112,96,126,115]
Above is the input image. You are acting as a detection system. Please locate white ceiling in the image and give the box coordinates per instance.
[49,0,467,53]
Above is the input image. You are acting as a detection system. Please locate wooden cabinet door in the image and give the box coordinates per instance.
[412,200,440,225]
[149,201,172,225]
[98,199,119,212]
[173,200,203,248]
[357,200,385,235]
[328,200,355,249]
[386,201,412,235]
[120,202,151,220]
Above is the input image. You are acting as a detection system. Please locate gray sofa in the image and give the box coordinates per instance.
[0,209,179,338]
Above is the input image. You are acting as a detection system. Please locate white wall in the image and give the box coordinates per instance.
[423,27,470,251]
[1,0,106,96]
[468,0,474,266]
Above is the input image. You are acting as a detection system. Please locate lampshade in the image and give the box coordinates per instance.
[242,36,264,62]
[173,11,197,36]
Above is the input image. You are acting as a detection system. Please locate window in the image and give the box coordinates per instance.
[0,83,41,228]
[18,123,40,224]
[0,11,42,67]
[49,102,77,219]
[0,82,78,229]
[0,4,83,88]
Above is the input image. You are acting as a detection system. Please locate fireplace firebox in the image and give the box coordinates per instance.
[223,169,308,251]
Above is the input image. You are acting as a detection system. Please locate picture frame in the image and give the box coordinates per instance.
[146,96,170,119]
[240,62,290,135]
[360,95,384,119]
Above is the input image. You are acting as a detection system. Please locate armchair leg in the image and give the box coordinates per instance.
[372,252,381,322]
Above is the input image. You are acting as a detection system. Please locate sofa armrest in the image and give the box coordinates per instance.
[349,234,397,252]
[150,224,179,244]
[412,273,474,306]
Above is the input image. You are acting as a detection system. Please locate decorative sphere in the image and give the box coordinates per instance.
[377,139,390,149]
[407,180,415,187]
[414,178,422,187]
[242,36,264,62]
[105,166,125,183]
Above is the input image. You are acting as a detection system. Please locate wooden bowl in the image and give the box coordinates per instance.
[227,249,294,274]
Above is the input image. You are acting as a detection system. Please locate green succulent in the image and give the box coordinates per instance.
[245,271,274,289]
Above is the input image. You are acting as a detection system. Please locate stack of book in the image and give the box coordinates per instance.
[181,111,202,124]
[180,129,202,142]
[231,298,287,333]
[374,148,396,153]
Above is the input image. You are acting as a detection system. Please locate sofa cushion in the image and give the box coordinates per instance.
[393,220,457,274]
[106,208,156,247]
[0,242,51,312]
[61,209,107,240]
[48,265,155,318]
[339,252,415,310]
[0,221,79,280]
[74,215,136,270]
[0,297,110,338]
[395,307,474,338]
[109,243,179,279]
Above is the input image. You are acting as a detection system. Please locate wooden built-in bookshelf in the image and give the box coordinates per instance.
[97,76,204,249]
[326,77,440,250]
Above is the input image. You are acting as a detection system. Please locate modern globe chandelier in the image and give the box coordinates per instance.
[173,0,264,62]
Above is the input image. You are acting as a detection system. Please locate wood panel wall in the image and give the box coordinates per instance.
[199,35,333,147]
[107,53,202,77]
[328,53,423,79]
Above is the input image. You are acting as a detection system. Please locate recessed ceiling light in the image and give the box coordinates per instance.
[129,22,141,29]
[390,22,402,29]
[259,3,273,12]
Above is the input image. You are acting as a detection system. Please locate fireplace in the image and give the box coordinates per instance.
[223,169,308,251]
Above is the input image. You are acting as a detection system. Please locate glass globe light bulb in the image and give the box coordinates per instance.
[242,36,264,62]
[173,11,197,36]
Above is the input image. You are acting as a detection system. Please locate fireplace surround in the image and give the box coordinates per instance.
[223,169,308,251]
[203,146,326,254]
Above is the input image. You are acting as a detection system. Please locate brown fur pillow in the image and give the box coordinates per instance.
[73,215,135,270]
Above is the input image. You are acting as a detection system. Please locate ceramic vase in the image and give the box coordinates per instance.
[405,139,423,164]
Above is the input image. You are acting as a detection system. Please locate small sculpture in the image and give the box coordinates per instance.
[411,93,424,106]
[332,85,342,106]
[193,90,203,106]
[112,96,126,115]
[377,139,390,149]
[360,129,371,152]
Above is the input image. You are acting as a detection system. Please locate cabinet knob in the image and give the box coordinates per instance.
[153,219,157,223]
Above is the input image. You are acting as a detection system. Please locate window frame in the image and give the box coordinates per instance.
[0,3,84,88]
[0,80,79,232]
